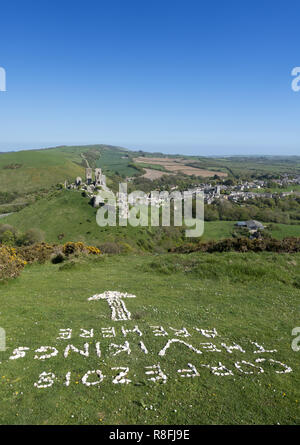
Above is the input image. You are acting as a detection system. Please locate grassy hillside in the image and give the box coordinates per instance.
[1,189,185,251]
[2,191,300,249]
[0,146,84,193]
[0,252,299,424]
[0,145,132,194]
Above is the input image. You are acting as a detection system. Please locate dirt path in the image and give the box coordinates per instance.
[0,213,13,218]
[80,153,90,168]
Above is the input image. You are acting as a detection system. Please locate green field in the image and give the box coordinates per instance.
[97,150,140,177]
[0,252,299,424]
[200,221,300,241]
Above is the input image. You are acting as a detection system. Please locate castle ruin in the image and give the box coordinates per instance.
[84,168,106,188]
[66,167,108,208]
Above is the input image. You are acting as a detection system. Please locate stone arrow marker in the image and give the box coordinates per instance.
[88,291,136,321]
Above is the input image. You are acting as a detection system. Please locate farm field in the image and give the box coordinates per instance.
[0,252,299,424]
[96,149,139,177]
[141,168,172,180]
[134,157,227,178]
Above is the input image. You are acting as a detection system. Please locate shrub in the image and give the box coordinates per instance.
[62,241,86,256]
[17,243,55,264]
[58,260,77,271]
[20,228,45,246]
[62,242,101,256]
[98,242,122,254]
[0,224,17,236]
[51,253,65,264]
[0,245,27,281]
[0,230,15,246]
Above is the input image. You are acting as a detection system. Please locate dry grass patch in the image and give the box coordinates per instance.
[135,157,227,177]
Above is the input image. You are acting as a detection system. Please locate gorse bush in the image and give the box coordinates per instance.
[62,242,101,256]
[0,241,101,281]
[0,246,27,280]
[17,243,55,264]
[18,242,101,264]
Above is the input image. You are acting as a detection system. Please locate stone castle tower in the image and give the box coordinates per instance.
[86,168,93,185]
[85,168,106,187]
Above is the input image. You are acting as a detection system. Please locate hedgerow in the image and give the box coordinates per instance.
[170,237,300,254]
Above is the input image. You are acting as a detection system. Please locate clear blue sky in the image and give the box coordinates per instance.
[0,0,299,155]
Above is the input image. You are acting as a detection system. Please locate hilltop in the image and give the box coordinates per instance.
[0,145,132,194]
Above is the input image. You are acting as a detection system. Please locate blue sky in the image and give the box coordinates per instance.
[0,0,299,155]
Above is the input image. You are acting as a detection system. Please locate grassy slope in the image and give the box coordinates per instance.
[1,190,184,250]
[2,191,300,247]
[0,145,133,194]
[0,147,85,193]
[0,252,299,424]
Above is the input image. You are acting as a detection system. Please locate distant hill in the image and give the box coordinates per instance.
[2,144,300,197]
[0,144,132,194]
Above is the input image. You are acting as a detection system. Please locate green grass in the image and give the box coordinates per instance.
[135,163,168,172]
[266,223,300,239]
[1,190,185,251]
[202,221,300,241]
[0,147,85,193]
[0,252,299,424]
[201,221,237,241]
[97,150,139,177]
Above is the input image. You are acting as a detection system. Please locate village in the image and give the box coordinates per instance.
[66,168,300,205]
[64,168,300,236]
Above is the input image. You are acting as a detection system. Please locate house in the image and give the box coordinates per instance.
[235,220,265,232]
